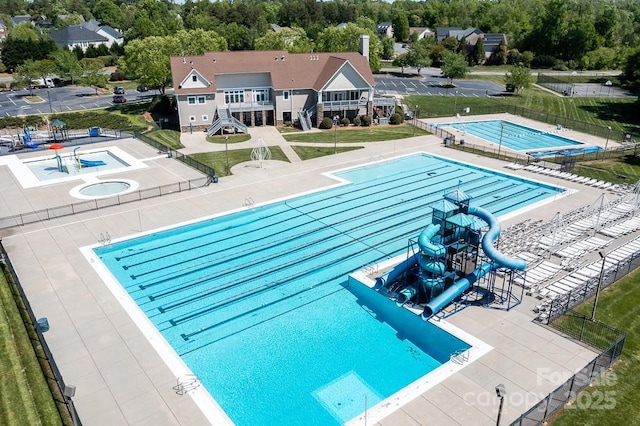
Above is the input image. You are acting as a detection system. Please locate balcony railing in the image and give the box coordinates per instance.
[227,101,274,112]
[322,100,364,110]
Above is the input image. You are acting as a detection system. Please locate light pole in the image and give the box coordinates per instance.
[601,126,611,161]
[454,90,458,115]
[47,90,53,113]
[497,122,505,160]
[413,104,417,136]
[495,384,506,426]
[224,135,230,175]
[333,115,339,154]
[591,251,606,320]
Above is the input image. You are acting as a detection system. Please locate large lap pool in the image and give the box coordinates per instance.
[438,120,587,152]
[92,153,565,425]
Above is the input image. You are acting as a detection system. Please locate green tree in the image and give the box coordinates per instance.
[33,59,56,85]
[392,53,410,74]
[407,44,432,73]
[121,29,228,94]
[80,58,108,95]
[505,65,533,95]
[381,36,395,60]
[315,23,381,72]
[491,39,508,65]
[0,22,58,71]
[14,59,40,94]
[51,49,82,84]
[441,52,468,83]
[392,10,410,42]
[255,27,313,53]
[126,0,183,40]
[470,37,485,65]
[623,47,640,86]
[92,0,125,29]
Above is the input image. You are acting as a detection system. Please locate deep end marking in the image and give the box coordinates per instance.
[130,275,136,280]
[148,294,155,301]
[158,306,166,313]
[170,318,177,326]
[122,264,128,270]
[181,333,189,341]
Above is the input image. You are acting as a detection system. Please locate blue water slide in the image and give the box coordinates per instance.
[422,206,526,319]
[418,223,446,258]
[375,252,419,290]
[80,159,106,167]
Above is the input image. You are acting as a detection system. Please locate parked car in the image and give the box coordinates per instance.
[113,95,127,103]
[137,84,149,92]
[113,86,125,94]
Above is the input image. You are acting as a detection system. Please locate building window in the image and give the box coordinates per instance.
[253,89,269,103]
[202,115,208,122]
[192,75,197,82]
[283,90,290,101]
[197,96,206,104]
[189,115,196,122]
[224,90,244,104]
[187,96,196,105]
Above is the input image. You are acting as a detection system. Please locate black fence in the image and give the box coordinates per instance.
[134,132,218,178]
[510,313,625,426]
[0,242,82,425]
[0,176,211,230]
[544,250,640,324]
[427,104,636,144]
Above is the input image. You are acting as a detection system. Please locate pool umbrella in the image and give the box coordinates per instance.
[49,143,64,151]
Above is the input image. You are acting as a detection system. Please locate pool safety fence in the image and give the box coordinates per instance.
[536,73,629,99]
[134,132,218,179]
[0,176,211,230]
[541,249,640,324]
[425,104,636,144]
[0,242,82,426]
[509,314,625,426]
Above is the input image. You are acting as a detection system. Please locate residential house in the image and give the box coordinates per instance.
[377,22,393,38]
[482,33,508,59]
[435,27,462,42]
[169,40,390,134]
[436,27,507,58]
[0,19,6,40]
[49,19,123,52]
[11,15,33,27]
[409,27,433,40]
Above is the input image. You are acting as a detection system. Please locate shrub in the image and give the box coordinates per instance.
[98,55,116,67]
[341,117,350,126]
[284,121,292,127]
[353,116,361,126]
[109,70,125,81]
[0,82,6,90]
[361,115,372,126]
[319,117,333,129]
[390,113,403,125]
[531,55,556,68]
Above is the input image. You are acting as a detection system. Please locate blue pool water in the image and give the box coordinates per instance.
[528,145,603,158]
[440,120,585,152]
[95,154,564,425]
[25,150,129,181]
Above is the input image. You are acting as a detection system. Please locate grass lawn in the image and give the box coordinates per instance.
[206,133,251,144]
[571,155,640,184]
[406,89,640,136]
[291,145,363,160]
[190,146,289,176]
[0,270,64,426]
[144,129,184,150]
[550,267,640,425]
[282,124,429,143]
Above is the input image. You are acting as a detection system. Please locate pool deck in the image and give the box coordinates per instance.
[0,116,630,425]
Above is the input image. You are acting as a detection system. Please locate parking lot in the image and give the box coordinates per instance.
[0,85,155,117]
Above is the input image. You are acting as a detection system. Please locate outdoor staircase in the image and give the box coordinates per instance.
[207,106,248,136]
[297,109,313,131]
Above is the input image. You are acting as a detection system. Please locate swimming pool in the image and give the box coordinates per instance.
[93,153,565,425]
[25,150,129,181]
[439,120,585,152]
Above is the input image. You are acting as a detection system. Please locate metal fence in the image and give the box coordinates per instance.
[0,176,211,230]
[510,313,625,426]
[426,104,636,143]
[544,250,640,324]
[0,242,82,425]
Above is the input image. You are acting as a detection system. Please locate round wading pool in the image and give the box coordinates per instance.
[70,179,138,199]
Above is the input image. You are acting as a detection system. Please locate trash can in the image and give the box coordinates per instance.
[212,175,219,183]
[444,138,450,146]
[460,139,465,145]
[89,127,100,137]
[37,317,50,333]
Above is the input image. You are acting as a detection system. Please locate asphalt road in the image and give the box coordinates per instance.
[0,86,156,117]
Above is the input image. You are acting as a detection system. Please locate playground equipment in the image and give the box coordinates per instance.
[375,189,526,319]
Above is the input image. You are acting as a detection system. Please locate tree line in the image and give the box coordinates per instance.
[1,0,639,90]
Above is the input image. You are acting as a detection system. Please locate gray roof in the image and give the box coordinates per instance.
[12,15,32,26]
[377,22,392,32]
[50,26,108,45]
[80,19,100,32]
[98,24,123,39]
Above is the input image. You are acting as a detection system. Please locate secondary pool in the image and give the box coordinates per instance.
[92,153,566,425]
[25,150,129,181]
[438,120,586,152]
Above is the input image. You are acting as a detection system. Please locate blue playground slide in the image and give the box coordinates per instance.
[79,159,106,167]
[421,206,526,319]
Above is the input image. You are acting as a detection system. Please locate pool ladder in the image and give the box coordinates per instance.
[243,197,255,208]
[450,348,470,365]
[173,374,200,395]
[98,232,111,246]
